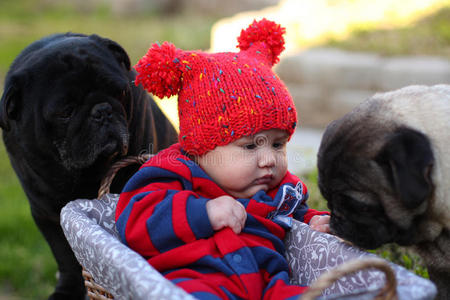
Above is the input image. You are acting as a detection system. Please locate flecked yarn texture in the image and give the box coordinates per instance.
[135,19,297,155]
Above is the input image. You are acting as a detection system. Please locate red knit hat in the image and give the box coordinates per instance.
[135,19,297,155]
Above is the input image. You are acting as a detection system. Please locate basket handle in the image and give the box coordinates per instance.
[299,258,398,300]
[97,153,153,199]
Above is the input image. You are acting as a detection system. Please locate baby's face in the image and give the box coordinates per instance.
[196,129,289,198]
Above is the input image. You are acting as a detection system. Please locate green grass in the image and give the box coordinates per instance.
[325,5,450,58]
[0,141,57,299]
[0,1,217,79]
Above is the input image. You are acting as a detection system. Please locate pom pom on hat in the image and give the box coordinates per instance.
[237,18,286,65]
[134,41,183,98]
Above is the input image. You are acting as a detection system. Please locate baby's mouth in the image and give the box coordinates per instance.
[254,174,273,185]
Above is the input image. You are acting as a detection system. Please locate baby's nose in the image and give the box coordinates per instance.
[258,148,276,168]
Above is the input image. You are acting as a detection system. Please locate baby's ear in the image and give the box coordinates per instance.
[134,42,183,99]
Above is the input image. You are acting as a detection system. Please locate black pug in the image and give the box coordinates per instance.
[317,85,450,299]
[0,33,177,299]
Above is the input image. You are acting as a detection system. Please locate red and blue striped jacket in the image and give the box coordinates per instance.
[115,143,328,298]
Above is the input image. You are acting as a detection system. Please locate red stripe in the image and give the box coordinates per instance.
[240,233,276,250]
[247,198,276,216]
[147,145,193,182]
[138,179,183,194]
[125,191,164,257]
[213,228,247,255]
[303,209,330,224]
[172,192,197,243]
[149,238,220,271]
[116,191,133,218]
[167,270,247,298]
[240,273,266,299]
[253,215,286,240]
[193,177,226,198]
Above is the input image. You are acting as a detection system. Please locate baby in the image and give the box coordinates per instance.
[116,19,330,300]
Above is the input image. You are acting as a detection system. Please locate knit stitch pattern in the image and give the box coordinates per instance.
[134,19,297,155]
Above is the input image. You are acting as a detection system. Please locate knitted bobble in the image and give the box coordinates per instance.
[237,18,286,65]
[134,41,183,98]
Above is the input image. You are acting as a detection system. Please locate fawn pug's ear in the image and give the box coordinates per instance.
[375,127,434,210]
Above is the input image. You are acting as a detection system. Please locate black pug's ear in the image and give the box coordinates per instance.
[0,78,21,131]
[376,127,434,209]
[89,35,131,71]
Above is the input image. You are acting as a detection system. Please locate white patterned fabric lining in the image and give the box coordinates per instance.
[284,221,437,300]
[61,194,437,300]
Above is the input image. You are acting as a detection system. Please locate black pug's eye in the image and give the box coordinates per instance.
[56,106,75,121]
[118,85,131,106]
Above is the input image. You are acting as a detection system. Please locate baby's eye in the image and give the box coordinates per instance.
[244,144,257,150]
[273,141,286,149]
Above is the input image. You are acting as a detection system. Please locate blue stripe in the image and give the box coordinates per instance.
[170,277,191,284]
[252,190,280,207]
[186,195,214,239]
[122,166,182,192]
[222,247,259,276]
[116,191,151,245]
[190,248,260,277]
[242,215,286,254]
[236,198,251,208]
[251,246,289,275]
[263,271,292,294]
[178,158,211,180]
[194,255,235,276]
[146,190,185,252]
[191,292,222,300]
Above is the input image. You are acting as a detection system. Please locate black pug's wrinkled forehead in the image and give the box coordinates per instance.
[0,33,133,131]
[34,34,132,95]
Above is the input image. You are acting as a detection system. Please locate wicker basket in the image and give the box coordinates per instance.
[84,154,151,300]
[81,259,397,300]
[83,269,114,300]
[79,154,398,300]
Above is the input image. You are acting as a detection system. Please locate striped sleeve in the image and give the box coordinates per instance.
[115,153,214,258]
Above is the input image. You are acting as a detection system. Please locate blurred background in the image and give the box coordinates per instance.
[1,0,449,298]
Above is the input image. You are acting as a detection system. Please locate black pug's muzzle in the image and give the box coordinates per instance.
[55,98,130,171]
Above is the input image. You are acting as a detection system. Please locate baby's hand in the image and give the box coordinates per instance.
[309,215,331,233]
[206,196,247,234]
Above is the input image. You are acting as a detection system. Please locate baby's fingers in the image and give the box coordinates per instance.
[231,202,247,234]
[312,223,330,233]
[310,215,331,233]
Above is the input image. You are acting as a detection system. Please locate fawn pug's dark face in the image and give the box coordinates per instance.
[317,100,434,249]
